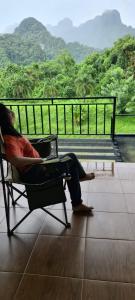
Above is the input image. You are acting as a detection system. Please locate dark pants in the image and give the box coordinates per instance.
[20,153,86,207]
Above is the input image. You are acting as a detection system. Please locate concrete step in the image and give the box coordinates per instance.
[59,139,113,147]
[58,138,118,161]
[59,147,114,153]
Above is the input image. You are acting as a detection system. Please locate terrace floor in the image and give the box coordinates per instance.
[0,161,135,299]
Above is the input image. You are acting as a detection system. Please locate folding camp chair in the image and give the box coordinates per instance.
[0,131,71,236]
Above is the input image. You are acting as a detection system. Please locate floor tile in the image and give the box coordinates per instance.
[88,179,123,193]
[116,163,135,170]
[0,207,5,223]
[0,207,44,234]
[121,180,135,193]
[82,279,135,300]
[40,209,87,237]
[128,214,135,240]
[125,194,135,213]
[84,238,135,283]
[26,235,85,278]
[87,193,127,212]
[0,233,36,272]
[80,181,89,192]
[117,167,135,180]
[0,183,5,207]
[86,212,133,240]
[14,274,82,300]
[0,272,22,300]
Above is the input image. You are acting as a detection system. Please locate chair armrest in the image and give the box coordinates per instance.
[30,135,58,158]
[38,156,72,179]
[40,155,72,164]
[29,135,57,144]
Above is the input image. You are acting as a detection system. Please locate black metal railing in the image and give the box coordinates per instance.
[0,97,116,138]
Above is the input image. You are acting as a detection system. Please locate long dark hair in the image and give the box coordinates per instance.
[0,103,21,137]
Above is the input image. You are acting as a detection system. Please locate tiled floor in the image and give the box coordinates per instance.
[1,162,135,299]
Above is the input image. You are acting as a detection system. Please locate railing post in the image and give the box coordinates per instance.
[112,97,116,141]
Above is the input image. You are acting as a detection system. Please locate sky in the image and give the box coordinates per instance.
[0,0,135,32]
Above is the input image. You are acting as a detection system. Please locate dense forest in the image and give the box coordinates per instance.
[0,35,134,115]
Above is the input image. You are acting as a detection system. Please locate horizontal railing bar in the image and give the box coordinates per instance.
[0,96,116,101]
[4,103,113,106]
[22,133,112,136]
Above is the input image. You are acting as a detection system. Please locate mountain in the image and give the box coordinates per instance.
[47,18,77,42]
[14,17,67,60]
[47,10,135,49]
[0,17,95,66]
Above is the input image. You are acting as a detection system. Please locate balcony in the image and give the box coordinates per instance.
[0,162,135,298]
[0,98,135,299]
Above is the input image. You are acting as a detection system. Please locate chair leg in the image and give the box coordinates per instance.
[2,183,11,235]
[3,183,32,236]
[8,211,32,236]
[8,183,15,206]
[63,202,71,228]
[41,207,71,228]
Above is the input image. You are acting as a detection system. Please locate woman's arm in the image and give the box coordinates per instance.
[9,156,44,168]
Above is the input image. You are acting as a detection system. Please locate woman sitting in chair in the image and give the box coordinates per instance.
[0,103,95,214]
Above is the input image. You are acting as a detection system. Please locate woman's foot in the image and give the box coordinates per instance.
[80,172,95,182]
[72,203,94,214]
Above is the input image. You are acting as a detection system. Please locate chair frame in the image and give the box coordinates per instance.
[0,134,71,236]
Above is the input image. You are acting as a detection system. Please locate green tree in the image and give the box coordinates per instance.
[5,73,33,98]
[100,66,135,113]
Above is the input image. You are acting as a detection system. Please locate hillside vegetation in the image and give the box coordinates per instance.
[0,35,134,115]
